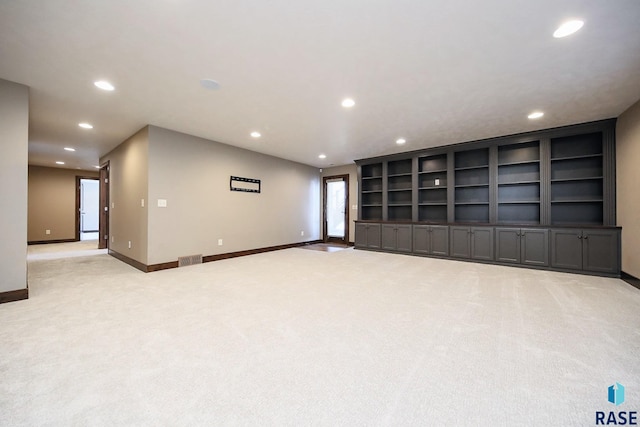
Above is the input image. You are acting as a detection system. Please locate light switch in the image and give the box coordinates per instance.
[141,199,145,208]
[157,199,167,208]
[352,205,357,210]
[435,179,440,186]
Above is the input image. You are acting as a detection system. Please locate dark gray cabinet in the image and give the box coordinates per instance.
[413,225,449,256]
[355,223,381,249]
[550,228,620,274]
[450,226,493,261]
[381,224,412,253]
[495,228,549,267]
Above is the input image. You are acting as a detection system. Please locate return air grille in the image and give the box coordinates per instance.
[178,254,203,267]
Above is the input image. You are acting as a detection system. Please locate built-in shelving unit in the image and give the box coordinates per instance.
[418,153,448,222]
[361,162,383,221]
[454,148,489,222]
[497,141,540,224]
[550,132,603,225]
[354,119,619,278]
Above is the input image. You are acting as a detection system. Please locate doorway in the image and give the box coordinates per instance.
[98,162,110,249]
[323,175,349,244]
[75,177,99,241]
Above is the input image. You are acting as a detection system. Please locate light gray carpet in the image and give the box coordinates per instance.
[2,242,639,426]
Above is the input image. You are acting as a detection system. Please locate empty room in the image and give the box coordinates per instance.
[1,1,640,426]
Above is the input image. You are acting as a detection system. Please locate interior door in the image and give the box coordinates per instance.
[323,175,349,244]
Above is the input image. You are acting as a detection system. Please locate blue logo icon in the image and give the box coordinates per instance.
[609,383,625,406]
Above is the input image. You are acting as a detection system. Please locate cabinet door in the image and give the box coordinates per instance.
[450,227,470,258]
[583,229,620,274]
[413,225,430,255]
[550,229,582,270]
[471,227,494,261]
[355,223,368,248]
[396,225,413,253]
[431,225,449,256]
[366,224,381,249]
[381,224,397,251]
[495,228,520,264]
[521,228,549,267]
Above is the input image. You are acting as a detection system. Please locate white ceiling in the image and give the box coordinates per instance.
[1,0,639,170]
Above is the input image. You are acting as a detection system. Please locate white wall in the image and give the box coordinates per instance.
[146,126,320,265]
[0,79,29,294]
[616,98,640,278]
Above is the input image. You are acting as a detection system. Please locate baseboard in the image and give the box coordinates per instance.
[28,238,77,245]
[108,250,148,273]
[110,240,323,273]
[621,271,640,291]
[0,288,29,304]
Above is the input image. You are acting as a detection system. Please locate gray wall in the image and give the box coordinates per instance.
[616,98,640,278]
[100,127,149,264]
[146,126,320,265]
[320,164,358,243]
[0,79,29,293]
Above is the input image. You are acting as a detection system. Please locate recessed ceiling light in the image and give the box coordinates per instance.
[200,79,221,90]
[396,138,406,145]
[341,98,355,108]
[64,147,75,152]
[56,161,65,165]
[94,80,115,91]
[319,154,327,159]
[553,20,584,38]
[250,131,261,138]
[528,111,544,119]
[78,122,93,129]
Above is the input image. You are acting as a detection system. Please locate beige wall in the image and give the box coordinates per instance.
[28,166,98,242]
[0,79,29,293]
[146,126,320,265]
[616,98,640,278]
[320,164,358,243]
[100,127,149,264]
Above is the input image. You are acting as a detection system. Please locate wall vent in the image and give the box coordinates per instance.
[178,254,203,267]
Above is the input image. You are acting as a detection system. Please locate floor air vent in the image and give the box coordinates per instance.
[178,254,203,267]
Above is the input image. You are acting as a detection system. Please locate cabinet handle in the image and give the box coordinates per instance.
[578,235,582,239]
[584,235,589,240]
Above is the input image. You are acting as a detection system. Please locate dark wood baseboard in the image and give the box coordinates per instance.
[201,240,322,264]
[147,261,179,272]
[621,271,640,291]
[110,240,323,273]
[0,288,29,304]
[28,238,77,245]
[108,250,148,273]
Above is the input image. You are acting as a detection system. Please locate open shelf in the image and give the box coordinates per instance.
[361,163,383,179]
[550,133,604,225]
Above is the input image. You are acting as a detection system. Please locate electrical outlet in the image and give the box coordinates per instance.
[301,231,304,236]
[435,178,440,186]
[45,229,51,235]
[218,239,223,246]
[111,236,114,243]
[141,199,145,207]
[128,241,131,249]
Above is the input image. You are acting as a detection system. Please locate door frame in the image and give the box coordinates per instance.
[322,174,349,244]
[75,176,100,241]
[98,162,110,249]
